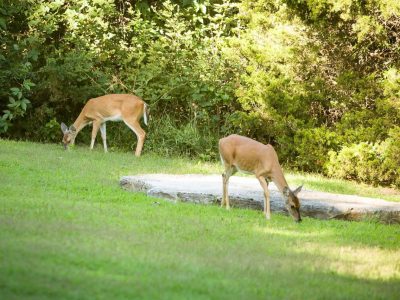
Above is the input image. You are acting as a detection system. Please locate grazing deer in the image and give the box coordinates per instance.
[61,94,149,156]
[219,134,302,222]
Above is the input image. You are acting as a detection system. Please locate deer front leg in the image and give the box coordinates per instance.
[221,166,236,210]
[221,173,227,208]
[258,176,271,220]
[223,172,231,210]
[90,121,101,150]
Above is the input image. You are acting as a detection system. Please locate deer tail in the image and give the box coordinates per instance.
[143,102,149,126]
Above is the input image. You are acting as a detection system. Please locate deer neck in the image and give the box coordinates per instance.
[270,167,289,193]
[72,112,88,135]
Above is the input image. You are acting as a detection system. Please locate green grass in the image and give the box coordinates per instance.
[0,139,399,300]
[285,172,400,202]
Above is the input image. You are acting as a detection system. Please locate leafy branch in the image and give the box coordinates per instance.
[0,80,35,133]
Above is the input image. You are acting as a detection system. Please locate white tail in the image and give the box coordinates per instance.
[61,94,148,156]
[143,103,149,126]
[219,134,302,222]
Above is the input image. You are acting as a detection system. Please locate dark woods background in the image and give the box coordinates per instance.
[1,0,399,187]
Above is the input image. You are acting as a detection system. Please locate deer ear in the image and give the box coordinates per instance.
[61,122,68,133]
[283,187,290,197]
[70,125,76,133]
[293,185,303,196]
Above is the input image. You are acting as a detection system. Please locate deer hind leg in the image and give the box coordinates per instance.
[90,120,101,150]
[99,122,108,153]
[222,165,236,210]
[123,118,146,156]
[257,176,271,220]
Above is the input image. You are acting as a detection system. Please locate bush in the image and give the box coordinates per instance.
[326,127,400,188]
[293,127,340,172]
[326,142,385,184]
[381,127,400,187]
[141,115,218,160]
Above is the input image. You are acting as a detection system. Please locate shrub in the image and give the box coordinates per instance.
[142,115,218,160]
[381,127,400,187]
[326,127,400,188]
[293,127,340,172]
[326,142,385,184]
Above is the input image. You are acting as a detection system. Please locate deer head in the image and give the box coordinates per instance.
[61,123,76,150]
[283,185,302,222]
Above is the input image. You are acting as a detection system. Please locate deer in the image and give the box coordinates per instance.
[219,134,303,222]
[60,94,149,156]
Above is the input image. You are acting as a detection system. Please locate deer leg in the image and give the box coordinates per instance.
[222,166,236,210]
[90,121,101,150]
[221,172,227,208]
[258,176,271,220]
[123,118,146,156]
[99,122,108,153]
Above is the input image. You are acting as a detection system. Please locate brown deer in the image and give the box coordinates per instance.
[219,134,302,222]
[61,94,148,156]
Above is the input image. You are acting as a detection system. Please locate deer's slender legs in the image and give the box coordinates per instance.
[123,118,146,156]
[222,166,236,210]
[90,120,101,150]
[221,173,228,208]
[100,122,107,152]
[257,176,271,220]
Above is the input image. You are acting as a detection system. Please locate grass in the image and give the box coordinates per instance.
[285,172,400,203]
[0,139,399,300]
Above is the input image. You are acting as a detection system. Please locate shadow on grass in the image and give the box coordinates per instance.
[1,215,399,300]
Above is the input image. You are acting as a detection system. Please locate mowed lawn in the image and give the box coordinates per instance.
[0,140,399,300]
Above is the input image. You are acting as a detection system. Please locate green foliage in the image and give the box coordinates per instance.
[39,118,62,143]
[381,127,400,187]
[0,0,37,133]
[326,127,400,188]
[0,81,34,133]
[382,68,400,113]
[293,127,339,172]
[144,116,218,159]
[327,142,386,185]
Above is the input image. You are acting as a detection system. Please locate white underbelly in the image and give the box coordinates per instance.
[236,165,254,175]
[103,115,122,122]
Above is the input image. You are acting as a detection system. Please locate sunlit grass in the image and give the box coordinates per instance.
[286,172,400,202]
[295,243,400,280]
[0,139,399,299]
